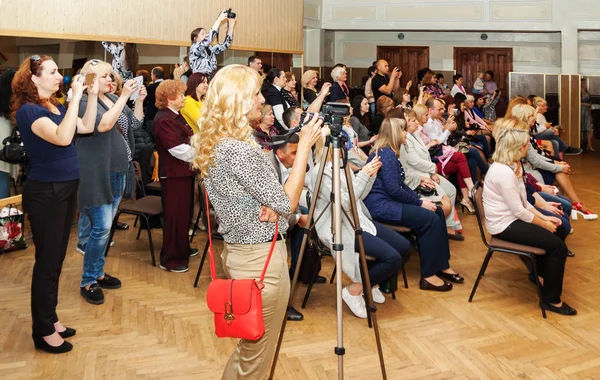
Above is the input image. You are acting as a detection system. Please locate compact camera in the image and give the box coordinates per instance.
[225,8,236,18]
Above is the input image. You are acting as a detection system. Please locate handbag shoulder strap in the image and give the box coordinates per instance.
[205,189,279,283]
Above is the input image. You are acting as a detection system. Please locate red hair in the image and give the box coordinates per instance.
[155,79,186,110]
[10,55,59,123]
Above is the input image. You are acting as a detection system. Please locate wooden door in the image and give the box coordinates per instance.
[376,46,430,96]
[454,47,513,115]
[260,52,293,72]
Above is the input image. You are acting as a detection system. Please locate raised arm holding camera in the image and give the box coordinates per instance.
[189,9,236,75]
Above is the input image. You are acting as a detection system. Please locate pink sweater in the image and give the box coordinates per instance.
[483,163,535,235]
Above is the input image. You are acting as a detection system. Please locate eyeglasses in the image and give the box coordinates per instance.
[29,55,41,72]
[89,59,101,65]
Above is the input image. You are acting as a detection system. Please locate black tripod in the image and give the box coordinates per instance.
[268,121,387,380]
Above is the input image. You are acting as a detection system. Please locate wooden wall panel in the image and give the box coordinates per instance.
[569,75,581,147]
[0,0,303,53]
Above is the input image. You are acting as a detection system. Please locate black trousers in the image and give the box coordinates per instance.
[23,179,79,337]
[494,220,568,304]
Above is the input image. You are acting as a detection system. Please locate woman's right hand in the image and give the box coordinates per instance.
[361,156,382,177]
[298,113,323,149]
[70,74,86,100]
[420,199,437,212]
[259,206,279,223]
[542,219,558,233]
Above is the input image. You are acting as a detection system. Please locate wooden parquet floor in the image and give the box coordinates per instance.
[1,152,600,380]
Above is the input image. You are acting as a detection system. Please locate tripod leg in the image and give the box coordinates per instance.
[268,140,332,380]
[342,160,387,379]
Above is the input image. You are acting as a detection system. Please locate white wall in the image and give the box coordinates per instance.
[333,31,562,73]
[305,0,600,74]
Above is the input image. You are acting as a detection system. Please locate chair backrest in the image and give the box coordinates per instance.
[132,161,146,198]
[471,181,491,248]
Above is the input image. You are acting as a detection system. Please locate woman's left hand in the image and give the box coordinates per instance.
[259,206,279,223]
[544,202,564,216]
[545,215,562,226]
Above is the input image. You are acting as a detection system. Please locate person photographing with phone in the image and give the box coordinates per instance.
[189,9,237,76]
[371,59,402,103]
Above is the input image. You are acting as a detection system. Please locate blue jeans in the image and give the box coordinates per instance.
[538,192,572,216]
[0,171,10,199]
[79,172,126,287]
[534,129,568,153]
[470,135,491,159]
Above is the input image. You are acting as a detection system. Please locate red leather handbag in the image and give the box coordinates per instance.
[204,191,279,341]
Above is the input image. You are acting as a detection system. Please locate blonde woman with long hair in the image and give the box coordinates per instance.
[190,64,321,379]
[510,104,597,220]
[483,123,576,316]
[363,118,463,292]
[310,127,407,318]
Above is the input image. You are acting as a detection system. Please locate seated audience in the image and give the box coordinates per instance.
[435,73,451,96]
[363,117,463,292]
[451,74,467,97]
[311,127,408,318]
[254,104,279,151]
[350,95,377,144]
[301,69,319,107]
[422,72,446,99]
[180,72,208,133]
[152,80,198,272]
[532,96,582,155]
[401,109,462,238]
[371,96,394,135]
[263,68,289,131]
[329,66,350,102]
[483,123,576,316]
[509,104,597,220]
[282,72,300,108]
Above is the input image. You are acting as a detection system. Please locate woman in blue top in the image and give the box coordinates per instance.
[364,117,463,292]
[11,55,99,353]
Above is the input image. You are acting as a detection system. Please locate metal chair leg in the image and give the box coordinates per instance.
[189,210,203,243]
[530,256,547,319]
[136,223,143,240]
[193,241,210,288]
[401,261,408,289]
[142,215,156,267]
[330,266,336,284]
[469,249,494,302]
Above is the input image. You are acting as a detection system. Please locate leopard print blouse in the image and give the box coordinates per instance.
[204,138,290,244]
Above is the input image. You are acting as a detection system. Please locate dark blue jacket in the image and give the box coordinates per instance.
[363,147,422,222]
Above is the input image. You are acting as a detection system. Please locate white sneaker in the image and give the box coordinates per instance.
[342,287,367,318]
[371,286,385,304]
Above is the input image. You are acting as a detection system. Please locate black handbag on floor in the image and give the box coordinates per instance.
[0,128,27,164]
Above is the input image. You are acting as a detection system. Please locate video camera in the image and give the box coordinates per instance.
[300,102,350,135]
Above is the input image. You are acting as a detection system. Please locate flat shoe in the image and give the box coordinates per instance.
[540,301,577,316]
[437,271,464,284]
[419,278,453,292]
[448,233,465,241]
[567,250,575,257]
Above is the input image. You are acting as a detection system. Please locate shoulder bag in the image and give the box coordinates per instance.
[205,191,278,341]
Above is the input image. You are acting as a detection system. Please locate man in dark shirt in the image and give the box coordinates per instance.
[143,67,164,121]
[372,59,401,103]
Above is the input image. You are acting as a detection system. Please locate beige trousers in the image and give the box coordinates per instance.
[221,240,290,380]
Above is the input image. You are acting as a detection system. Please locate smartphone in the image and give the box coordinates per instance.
[434,201,443,206]
[85,73,96,86]
[129,75,144,101]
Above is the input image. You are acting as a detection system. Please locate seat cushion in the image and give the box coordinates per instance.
[147,181,161,191]
[120,195,163,215]
[489,237,546,255]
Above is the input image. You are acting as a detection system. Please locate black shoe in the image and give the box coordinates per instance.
[436,271,464,284]
[448,233,465,241]
[287,306,304,321]
[314,275,326,284]
[190,248,199,257]
[564,147,583,155]
[419,278,453,292]
[97,274,121,289]
[57,327,76,339]
[540,301,577,316]
[567,250,575,258]
[115,222,129,230]
[80,283,105,305]
[159,264,189,273]
[32,335,73,354]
